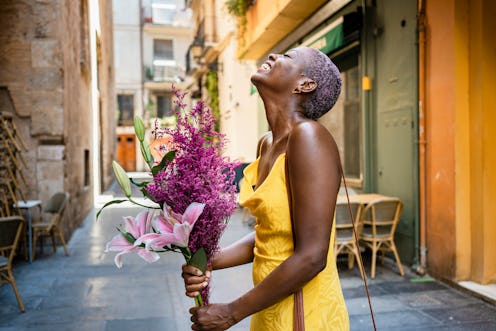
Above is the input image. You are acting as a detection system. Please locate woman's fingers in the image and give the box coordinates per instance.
[182,264,211,297]
[185,282,209,297]
[182,263,203,276]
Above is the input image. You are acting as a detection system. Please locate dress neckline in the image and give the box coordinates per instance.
[252,153,286,193]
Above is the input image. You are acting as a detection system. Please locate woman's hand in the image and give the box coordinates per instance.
[190,303,237,331]
[182,264,211,298]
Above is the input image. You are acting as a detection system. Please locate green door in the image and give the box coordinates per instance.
[374,0,418,264]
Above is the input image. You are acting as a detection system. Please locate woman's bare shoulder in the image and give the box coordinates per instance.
[288,120,336,152]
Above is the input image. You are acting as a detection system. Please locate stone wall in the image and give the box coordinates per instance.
[0,0,115,240]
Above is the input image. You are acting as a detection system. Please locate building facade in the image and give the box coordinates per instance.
[0,0,115,237]
[186,0,260,163]
[113,0,194,171]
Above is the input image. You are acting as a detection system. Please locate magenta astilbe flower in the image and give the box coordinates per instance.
[144,87,239,303]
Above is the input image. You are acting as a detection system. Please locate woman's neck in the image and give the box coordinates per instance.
[260,94,304,140]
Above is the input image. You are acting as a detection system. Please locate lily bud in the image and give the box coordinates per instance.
[134,116,145,142]
[112,161,132,197]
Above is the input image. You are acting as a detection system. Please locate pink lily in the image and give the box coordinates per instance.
[135,202,205,250]
[105,211,159,268]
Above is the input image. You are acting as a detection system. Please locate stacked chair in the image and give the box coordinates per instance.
[0,111,28,217]
[0,216,26,312]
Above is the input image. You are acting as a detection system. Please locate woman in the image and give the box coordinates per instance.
[182,46,349,330]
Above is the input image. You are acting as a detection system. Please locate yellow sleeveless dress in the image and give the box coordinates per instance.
[238,154,349,331]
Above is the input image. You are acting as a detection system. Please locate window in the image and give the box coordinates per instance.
[320,50,363,185]
[153,39,173,61]
[151,0,178,25]
[84,149,90,187]
[117,94,134,126]
[79,0,90,73]
[156,94,173,118]
[342,65,361,180]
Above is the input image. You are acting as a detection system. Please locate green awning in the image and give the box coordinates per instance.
[308,17,344,54]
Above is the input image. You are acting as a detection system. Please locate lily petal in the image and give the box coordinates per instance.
[147,233,177,250]
[124,216,140,239]
[114,247,135,268]
[105,234,131,252]
[182,202,205,226]
[162,205,181,226]
[154,214,174,233]
[171,223,192,247]
[134,233,162,247]
[135,211,150,236]
[137,249,160,263]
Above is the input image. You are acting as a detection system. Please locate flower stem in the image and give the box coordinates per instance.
[195,294,204,307]
[128,198,161,209]
[182,247,205,307]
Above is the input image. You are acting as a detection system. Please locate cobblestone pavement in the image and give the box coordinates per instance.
[1,204,495,330]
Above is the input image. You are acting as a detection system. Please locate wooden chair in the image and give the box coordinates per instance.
[334,202,364,274]
[359,197,404,279]
[32,192,70,260]
[0,216,26,312]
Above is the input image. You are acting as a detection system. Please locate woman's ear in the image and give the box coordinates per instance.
[292,77,317,94]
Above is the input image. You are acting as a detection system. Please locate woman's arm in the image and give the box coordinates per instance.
[182,231,255,298]
[212,231,255,270]
[190,121,341,328]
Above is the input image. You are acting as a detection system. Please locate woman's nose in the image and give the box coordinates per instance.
[268,53,280,61]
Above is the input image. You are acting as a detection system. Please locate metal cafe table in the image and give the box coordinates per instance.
[14,200,42,263]
[337,193,389,205]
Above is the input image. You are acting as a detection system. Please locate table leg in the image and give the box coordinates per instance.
[27,210,33,263]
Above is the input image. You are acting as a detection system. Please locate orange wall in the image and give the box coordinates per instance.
[425,0,458,279]
[426,0,496,284]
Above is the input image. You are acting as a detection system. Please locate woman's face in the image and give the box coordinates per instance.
[251,47,310,93]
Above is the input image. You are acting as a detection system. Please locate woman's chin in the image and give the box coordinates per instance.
[250,73,261,85]
[251,71,267,86]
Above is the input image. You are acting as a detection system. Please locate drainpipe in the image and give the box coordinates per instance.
[417,0,427,275]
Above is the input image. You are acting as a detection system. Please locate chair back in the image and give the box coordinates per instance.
[361,198,403,238]
[0,216,24,264]
[335,202,363,230]
[42,192,69,226]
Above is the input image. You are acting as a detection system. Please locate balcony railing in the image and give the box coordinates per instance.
[143,2,192,27]
[146,61,185,83]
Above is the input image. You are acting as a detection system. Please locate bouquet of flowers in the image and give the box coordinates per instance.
[98,88,239,305]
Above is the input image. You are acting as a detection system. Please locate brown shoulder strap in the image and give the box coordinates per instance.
[339,163,377,331]
[285,157,305,331]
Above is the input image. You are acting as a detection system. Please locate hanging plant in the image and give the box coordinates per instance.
[205,70,220,132]
[225,0,255,44]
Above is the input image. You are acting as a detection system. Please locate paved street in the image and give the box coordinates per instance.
[1,203,496,330]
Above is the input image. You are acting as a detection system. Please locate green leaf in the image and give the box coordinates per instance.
[112,161,132,197]
[117,227,137,245]
[134,116,145,142]
[130,178,149,188]
[140,140,153,167]
[96,199,128,219]
[140,187,155,201]
[188,248,207,274]
[151,150,176,176]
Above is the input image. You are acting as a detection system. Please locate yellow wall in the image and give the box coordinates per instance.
[468,0,496,284]
[238,0,327,59]
[427,0,496,284]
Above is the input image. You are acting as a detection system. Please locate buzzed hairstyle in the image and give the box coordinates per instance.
[302,47,342,120]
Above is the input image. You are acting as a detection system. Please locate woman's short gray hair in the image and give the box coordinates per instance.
[302,47,342,120]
